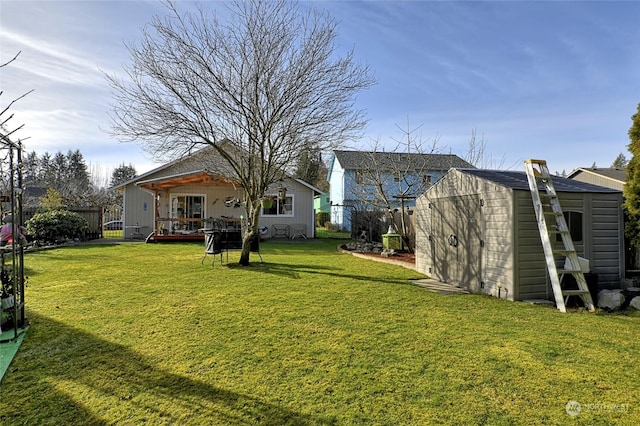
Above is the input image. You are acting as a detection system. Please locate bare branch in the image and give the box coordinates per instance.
[0,51,21,68]
[1,52,32,149]
[0,89,34,120]
[106,0,375,264]
[463,128,511,169]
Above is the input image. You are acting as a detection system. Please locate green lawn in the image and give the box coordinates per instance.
[0,240,638,425]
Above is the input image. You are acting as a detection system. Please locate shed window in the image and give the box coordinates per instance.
[557,211,582,242]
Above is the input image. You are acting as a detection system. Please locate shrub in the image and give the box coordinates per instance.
[26,209,89,244]
[315,211,330,227]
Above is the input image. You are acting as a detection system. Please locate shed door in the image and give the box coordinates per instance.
[431,195,482,290]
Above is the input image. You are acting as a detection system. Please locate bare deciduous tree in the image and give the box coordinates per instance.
[107,0,374,265]
[350,120,445,252]
[1,51,33,143]
[349,120,497,252]
[463,128,510,170]
[1,51,33,219]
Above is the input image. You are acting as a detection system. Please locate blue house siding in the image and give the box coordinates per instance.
[328,150,473,231]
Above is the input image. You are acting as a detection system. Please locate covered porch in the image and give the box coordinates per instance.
[137,170,244,247]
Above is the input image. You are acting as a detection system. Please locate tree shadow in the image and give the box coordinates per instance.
[231,261,419,287]
[0,312,334,425]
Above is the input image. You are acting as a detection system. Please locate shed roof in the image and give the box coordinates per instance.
[333,150,474,171]
[458,169,621,193]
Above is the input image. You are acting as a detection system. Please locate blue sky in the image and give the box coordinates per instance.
[1,1,638,181]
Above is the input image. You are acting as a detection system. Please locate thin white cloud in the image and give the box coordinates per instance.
[1,28,105,87]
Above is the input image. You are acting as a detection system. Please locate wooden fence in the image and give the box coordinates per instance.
[23,207,104,240]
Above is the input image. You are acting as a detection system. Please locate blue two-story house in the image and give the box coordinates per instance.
[328,150,473,231]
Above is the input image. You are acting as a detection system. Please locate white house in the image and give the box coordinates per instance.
[114,147,322,243]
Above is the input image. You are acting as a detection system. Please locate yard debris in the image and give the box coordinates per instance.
[381,248,396,258]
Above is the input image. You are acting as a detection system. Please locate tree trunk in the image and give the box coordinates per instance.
[239,201,261,266]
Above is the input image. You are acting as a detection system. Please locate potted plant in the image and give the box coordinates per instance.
[261,196,274,209]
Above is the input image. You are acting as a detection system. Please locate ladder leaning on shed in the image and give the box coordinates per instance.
[524,159,595,313]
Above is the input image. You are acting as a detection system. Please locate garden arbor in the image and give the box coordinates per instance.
[0,51,29,340]
[0,134,27,341]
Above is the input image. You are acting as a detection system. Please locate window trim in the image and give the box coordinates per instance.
[169,193,207,219]
[262,193,294,217]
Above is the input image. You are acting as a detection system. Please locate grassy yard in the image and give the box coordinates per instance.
[0,239,638,425]
[315,226,351,240]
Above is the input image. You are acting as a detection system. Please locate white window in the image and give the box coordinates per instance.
[170,194,206,230]
[262,194,294,217]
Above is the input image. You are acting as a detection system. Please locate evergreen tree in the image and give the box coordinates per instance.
[66,149,91,192]
[38,152,54,187]
[623,103,640,248]
[51,151,68,191]
[110,163,137,187]
[21,149,104,207]
[40,188,64,210]
[294,146,329,192]
[612,153,628,169]
[22,150,40,187]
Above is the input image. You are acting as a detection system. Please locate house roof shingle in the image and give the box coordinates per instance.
[567,167,626,183]
[333,150,474,171]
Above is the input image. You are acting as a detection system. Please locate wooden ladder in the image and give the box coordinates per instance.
[524,159,595,312]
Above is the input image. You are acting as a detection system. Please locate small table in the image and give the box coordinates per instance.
[289,224,307,240]
[126,224,148,239]
[271,224,290,238]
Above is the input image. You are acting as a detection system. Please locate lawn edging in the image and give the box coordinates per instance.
[337,244,416,270]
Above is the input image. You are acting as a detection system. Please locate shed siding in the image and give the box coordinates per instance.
[480,185,515,299]
[416,169,515,298]
[588,195,624,287]
[514,191,623,298]
[514,192,590,300]
[414,195,429,274]
[514,191,551,300]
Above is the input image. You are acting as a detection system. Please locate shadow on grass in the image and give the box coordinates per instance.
[0,312,334,425]
[227,261,417,287]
